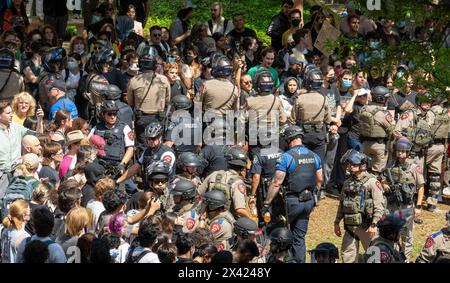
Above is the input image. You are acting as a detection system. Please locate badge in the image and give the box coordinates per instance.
[127,132,134,141]
[375,180,383,191]
[210,222,221,234]
[401,112,409,120]
[186,218,196,230]
[238,183,246,194]
[425,237,434,248]
[163,155,172,164]
[385,112,393,122]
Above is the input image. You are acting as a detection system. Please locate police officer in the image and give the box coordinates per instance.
[198,146,251,219]
[199,189,236,251]
[266,227,295,263]
[244,69,287,127]
[127,46,171,147]
[263,125,323,263]
[0,48,24,104]
[365,208,413,263]
[416,211,450,263]
[230,217,265,263]
[199,55,238,115]
[171,179,201,233]
[84,48,114,125]
[200,118,229,178]
[117,121,176,187]
[288,65,333,162]
[382,138,425,259]
[359,86,394,175]
[334,149,386,263]
[90,100,135,172]
[38,47,65,113]
[164,94,200,154]
[173,152,203,186]
[308,242,339,263]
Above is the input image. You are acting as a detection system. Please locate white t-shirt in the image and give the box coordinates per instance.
[130,246,160,263]
[133,20,143,35]
[86,200,105,230]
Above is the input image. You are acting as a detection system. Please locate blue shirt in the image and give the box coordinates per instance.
[276,145,322,174]
[49,97,78,121]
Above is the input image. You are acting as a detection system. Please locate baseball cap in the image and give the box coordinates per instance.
[89,135,106,157]
[66,130,84,146]
[357,88,371,96]
[46,79,66,92]
[22,153,40,169]
[288,53,306,65]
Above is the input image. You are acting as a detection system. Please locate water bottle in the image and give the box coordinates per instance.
[249,202,258,223]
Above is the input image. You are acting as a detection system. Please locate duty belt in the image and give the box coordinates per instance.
[362,137,386,143]
[286,190,313,202]
[432,139,446,145]
[303,123,324,132]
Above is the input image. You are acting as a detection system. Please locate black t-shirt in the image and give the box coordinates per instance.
[81,184,95,208]
[348,101,365,139]
[339,89,353,130]
[104,68,128,92]
[227,28,257,48]
[43,0,68,16]
[387,91,417,116]
[200,145,228,178]
[318,84,340,117]
[38,165,60,186]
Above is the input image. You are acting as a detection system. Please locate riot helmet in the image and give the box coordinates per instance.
[225,146,248,168]
[171,94,193,110]
[281,125,304,143]
[211,55,233,78]
[100,100,119,113]
[269,227,294,250]
[304,64,324,90]
[146,161,170,181]
[93,48,116,73]
[377,208,412,241]
[394,137,413,152]
[0,48,15,69]
[233,217,258,238]
[202,189,227,210]
[138,45,158,71]
[371,86,390,104]
[254,68,275,94]
[43,47,66,72]
[171,179,197,200]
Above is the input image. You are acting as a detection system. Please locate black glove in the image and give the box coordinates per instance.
[117,163,126,172]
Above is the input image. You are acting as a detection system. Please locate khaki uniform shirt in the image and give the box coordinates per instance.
[289,91,332,126]
[207,211,235,251]
[245,94,287,126]
[177,202,201,234]
[417,229,450,263]
[200,78,238,114]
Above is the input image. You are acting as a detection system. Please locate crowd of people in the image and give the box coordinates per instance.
[0,0,449,263]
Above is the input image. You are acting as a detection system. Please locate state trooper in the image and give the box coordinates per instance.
[334,149,386,263]
[263,125,323,263]
[229,217,258,249]
[198,146,251,219]
[416,210,450,263]
[117,121,176,188]
[0,48,24,103]
[244,69,287,127]
[173,152,203,186]
[164,94,200,155]
[265,227,295,263]
[359,86,394,175]
[83,49,116,126]
[198,55,238,116]
[308,242,339,263]
[171,179,201,233]
[382,138,425,259]
[38,47,65,113]
[365,208,413,263]
[127,46,171,147]
[199,189,236,251]
[288,65,333,162]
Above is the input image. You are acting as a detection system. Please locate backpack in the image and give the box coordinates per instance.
[124,245,151,263]
[1,176,35,219]
[412,115,433,147]
[431,108,450,139]
[359,106,388,138]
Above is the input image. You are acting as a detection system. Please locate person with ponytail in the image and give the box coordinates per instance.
[1,199,31,263]
[49,110,73,147]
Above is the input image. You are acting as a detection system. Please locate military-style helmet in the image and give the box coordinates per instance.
[304,64,324,90]
[105,84,122,100]
[254,68,275,94]
[0,48,15,69]
[211,55,233,77]
[309,242,339,263]
[171,95,193,110]
[138,45,158,71]
[178,152,201,168]
[171,179,196,200]
[202,189,227,210]
[377,208,412,238]
[145,121,164,139]
[100,100,119,113]
[147,161,170,180]
[281,125,304,143]
[225,146,248,168]
[340,149,370,165]
[93,48,116,73]
[233,217,258,237]
[371,86,390,104]
[394,137,412,151]
[43,47,66,72]
[269,227,294,250]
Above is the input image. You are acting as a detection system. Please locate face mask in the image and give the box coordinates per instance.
[291,19,300,27]
[370,41,378,49]
[342,80,352,88]
[67,61,78,70]
[92,15,102,24]
[184,55,195,65]
[328,77,336,84]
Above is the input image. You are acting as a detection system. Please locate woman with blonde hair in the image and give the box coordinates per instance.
[56,206,92,255]
[11,92,37,125]
[1,200,31,263]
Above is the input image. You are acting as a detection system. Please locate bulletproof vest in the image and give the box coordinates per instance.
[431,107,450,139]
[359,106,387,138]
[209,170,242,212]
[342,174,375,227]
[389,163,416,205]
[94,121,126,162]
[284,148,317,194]
[255,147,283,179]
[142,144,175,181]
[367,237,405,263]
[116,100,134,129]
[167,115,198,154]
[412,114,433,147]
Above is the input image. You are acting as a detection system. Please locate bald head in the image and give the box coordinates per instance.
[22,135,42,156]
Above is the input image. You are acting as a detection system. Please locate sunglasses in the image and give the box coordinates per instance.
[152,179,167,184]
[106,112,117,116]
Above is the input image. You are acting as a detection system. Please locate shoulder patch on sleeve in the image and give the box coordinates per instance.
[163,155,173,165]
[186,218,196,230]
[424,236,434,248]
[210,222,221,234]
[375,180,383,191]
[385,112,393,122]
[237,182,246,194]
[127,131,134,141]
[401,112,409,120]
[415,164,422,174]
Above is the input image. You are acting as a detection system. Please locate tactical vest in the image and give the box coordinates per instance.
[342,174,375,227]
[412,114,433,147]
[94,122,127,162]
[389,164,417,205]
[285,149,317,194]
[210,170,241,212]
[366,237,405,263]
[431,108,450,139]
[359,106,387,138]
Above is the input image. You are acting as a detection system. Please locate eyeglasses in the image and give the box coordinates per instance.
[152,179,167,184]
[94,46,103,51]
[106,112,117,116]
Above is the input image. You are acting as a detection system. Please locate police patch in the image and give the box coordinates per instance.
[385,112,393,122]
[415,165,422,174]
[218,243,225,251]
[186,218,196,230]
[375,180,383,191]
[401,112,409,120]
[210,222,221,234]
[163,155,172,164]
[127,132,134,141]
[238,183,246,194]
[425,237,434,248]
